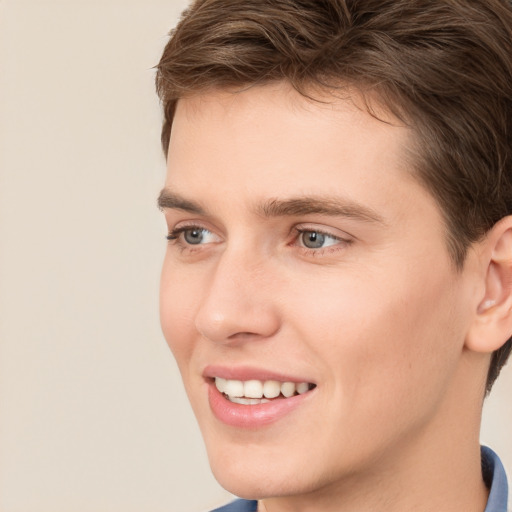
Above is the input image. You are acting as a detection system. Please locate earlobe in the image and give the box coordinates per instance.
[466,217,512,353]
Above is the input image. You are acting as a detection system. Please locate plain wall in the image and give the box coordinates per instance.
[0,1,510,511]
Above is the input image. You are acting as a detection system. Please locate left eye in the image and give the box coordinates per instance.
[298,230,340,249]
[168,227,218,245]
[183,228,207,245]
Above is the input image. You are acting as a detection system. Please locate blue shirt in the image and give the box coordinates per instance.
[211,446,508,512]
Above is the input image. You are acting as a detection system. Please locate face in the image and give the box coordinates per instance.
[159,83,479,500]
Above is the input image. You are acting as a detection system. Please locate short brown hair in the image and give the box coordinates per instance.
[155,0,512,392]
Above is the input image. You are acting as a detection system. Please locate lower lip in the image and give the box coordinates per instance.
[207,381,314,428]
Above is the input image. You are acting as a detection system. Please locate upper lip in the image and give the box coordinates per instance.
[203,364,316,383]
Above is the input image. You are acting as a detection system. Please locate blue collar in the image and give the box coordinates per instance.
[482,446,509,512]
[211,499,257,511]
[213,447,509,512]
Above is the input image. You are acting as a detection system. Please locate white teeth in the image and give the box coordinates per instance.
[215,377,227,394]
[280,381,296,398]
[223,379,244,397]
[244,380,263,398]
[214,377,314,401]
[263,380,281,398]
[296,382,309,394]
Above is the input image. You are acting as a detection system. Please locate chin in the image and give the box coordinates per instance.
[206,445,274,497]
[212,472,270,500]
[211,465,299,500]
[206,443,323,500]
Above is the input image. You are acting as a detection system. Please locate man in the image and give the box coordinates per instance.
[156,1,511,511]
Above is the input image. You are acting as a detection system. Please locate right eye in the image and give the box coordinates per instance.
[297,230,341,249]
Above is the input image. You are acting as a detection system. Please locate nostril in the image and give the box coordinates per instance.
[227,331,264,340]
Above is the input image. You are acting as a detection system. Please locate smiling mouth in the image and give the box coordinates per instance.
[215,377,316,405]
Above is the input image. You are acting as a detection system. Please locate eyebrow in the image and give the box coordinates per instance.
[158,188,385,224]
[257,197,385,224]
[158,189,206,215]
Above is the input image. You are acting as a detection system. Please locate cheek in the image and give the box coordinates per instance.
[159,258,199,366]
[285,261,464,416]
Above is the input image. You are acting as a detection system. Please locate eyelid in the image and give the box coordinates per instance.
[292,223,354,242]
[167,219,217,234]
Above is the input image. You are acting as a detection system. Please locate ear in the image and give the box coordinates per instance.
[466,216,512,353]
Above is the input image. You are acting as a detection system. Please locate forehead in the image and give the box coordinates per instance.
[167,83,415,197]
[166,86,438,241]
[172,83,404,145]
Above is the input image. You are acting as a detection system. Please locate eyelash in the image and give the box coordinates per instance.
[166,225,352,256]
[166,226,199,241]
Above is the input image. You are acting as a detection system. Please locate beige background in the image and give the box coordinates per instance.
[0,1,510,511]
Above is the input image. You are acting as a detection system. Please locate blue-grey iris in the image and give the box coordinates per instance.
[302,231,325,249]
[184,228,204,244]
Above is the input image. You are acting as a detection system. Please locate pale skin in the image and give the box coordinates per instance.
[159,82,512,512]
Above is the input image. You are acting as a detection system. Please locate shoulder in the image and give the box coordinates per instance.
[210,499,258,512]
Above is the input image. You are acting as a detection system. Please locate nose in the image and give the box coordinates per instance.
[194,248,281,344]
